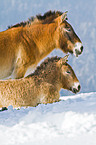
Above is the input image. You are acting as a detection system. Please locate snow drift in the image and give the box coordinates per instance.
[0,92,96,145]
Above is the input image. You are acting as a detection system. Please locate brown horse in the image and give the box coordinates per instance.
[0,11,83,79]
[0,55,81,108]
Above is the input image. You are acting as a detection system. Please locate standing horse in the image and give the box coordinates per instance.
[0,11,83,79]
[0,55,81,108]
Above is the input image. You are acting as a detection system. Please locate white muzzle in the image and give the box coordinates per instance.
[73,42,83,57]
[72,82,81,93]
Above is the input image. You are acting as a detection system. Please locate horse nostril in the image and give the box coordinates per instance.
[73,88,77,94]
[78,85,81,91]
[80,46,83,52]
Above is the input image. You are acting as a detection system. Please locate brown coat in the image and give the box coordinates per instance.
[0,11,83,79]
[0,55,80,108]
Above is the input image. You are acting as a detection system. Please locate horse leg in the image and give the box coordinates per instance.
[0,107,8,112]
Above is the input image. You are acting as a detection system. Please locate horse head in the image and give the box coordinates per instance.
[57,55,81,93]
[55,12,83,57]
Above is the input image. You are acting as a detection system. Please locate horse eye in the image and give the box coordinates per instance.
[67,28,71,32]
[66,71,71,74]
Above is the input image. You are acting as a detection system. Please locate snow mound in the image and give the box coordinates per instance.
[0,92,96,145]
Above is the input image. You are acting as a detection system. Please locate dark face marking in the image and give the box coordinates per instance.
[58,20,83,56]
[60,63,80,93]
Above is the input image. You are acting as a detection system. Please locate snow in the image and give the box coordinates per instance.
[0,92,96,145]
[0,1,96,144]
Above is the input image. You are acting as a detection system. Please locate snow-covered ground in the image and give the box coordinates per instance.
[0,1,96,145]
[0,92,96,145]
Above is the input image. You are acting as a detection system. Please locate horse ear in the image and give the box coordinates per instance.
[61,11,68,23]
[59,54,69,65]
[55,11,68,25]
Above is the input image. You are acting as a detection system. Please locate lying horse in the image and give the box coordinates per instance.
[0,11,83,79]
[0,55,81,108]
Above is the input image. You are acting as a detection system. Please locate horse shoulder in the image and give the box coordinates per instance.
[39,82,60,104]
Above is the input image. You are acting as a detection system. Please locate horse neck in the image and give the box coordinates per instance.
[25,23,57,57]
[38,61,62,90]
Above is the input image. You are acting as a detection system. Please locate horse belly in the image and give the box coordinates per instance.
[0,60,14,79]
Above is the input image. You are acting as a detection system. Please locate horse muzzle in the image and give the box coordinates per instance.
[73,42,83,57]
[71,82,81,94]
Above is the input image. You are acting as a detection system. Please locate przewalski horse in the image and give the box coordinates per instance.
[0,11,83,79]
[0,55,81,108]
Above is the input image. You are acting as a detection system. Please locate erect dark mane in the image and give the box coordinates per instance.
[7,16,35,29]
[27,56,61,77]
[7,10,63,29]
[36,10,63,23]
